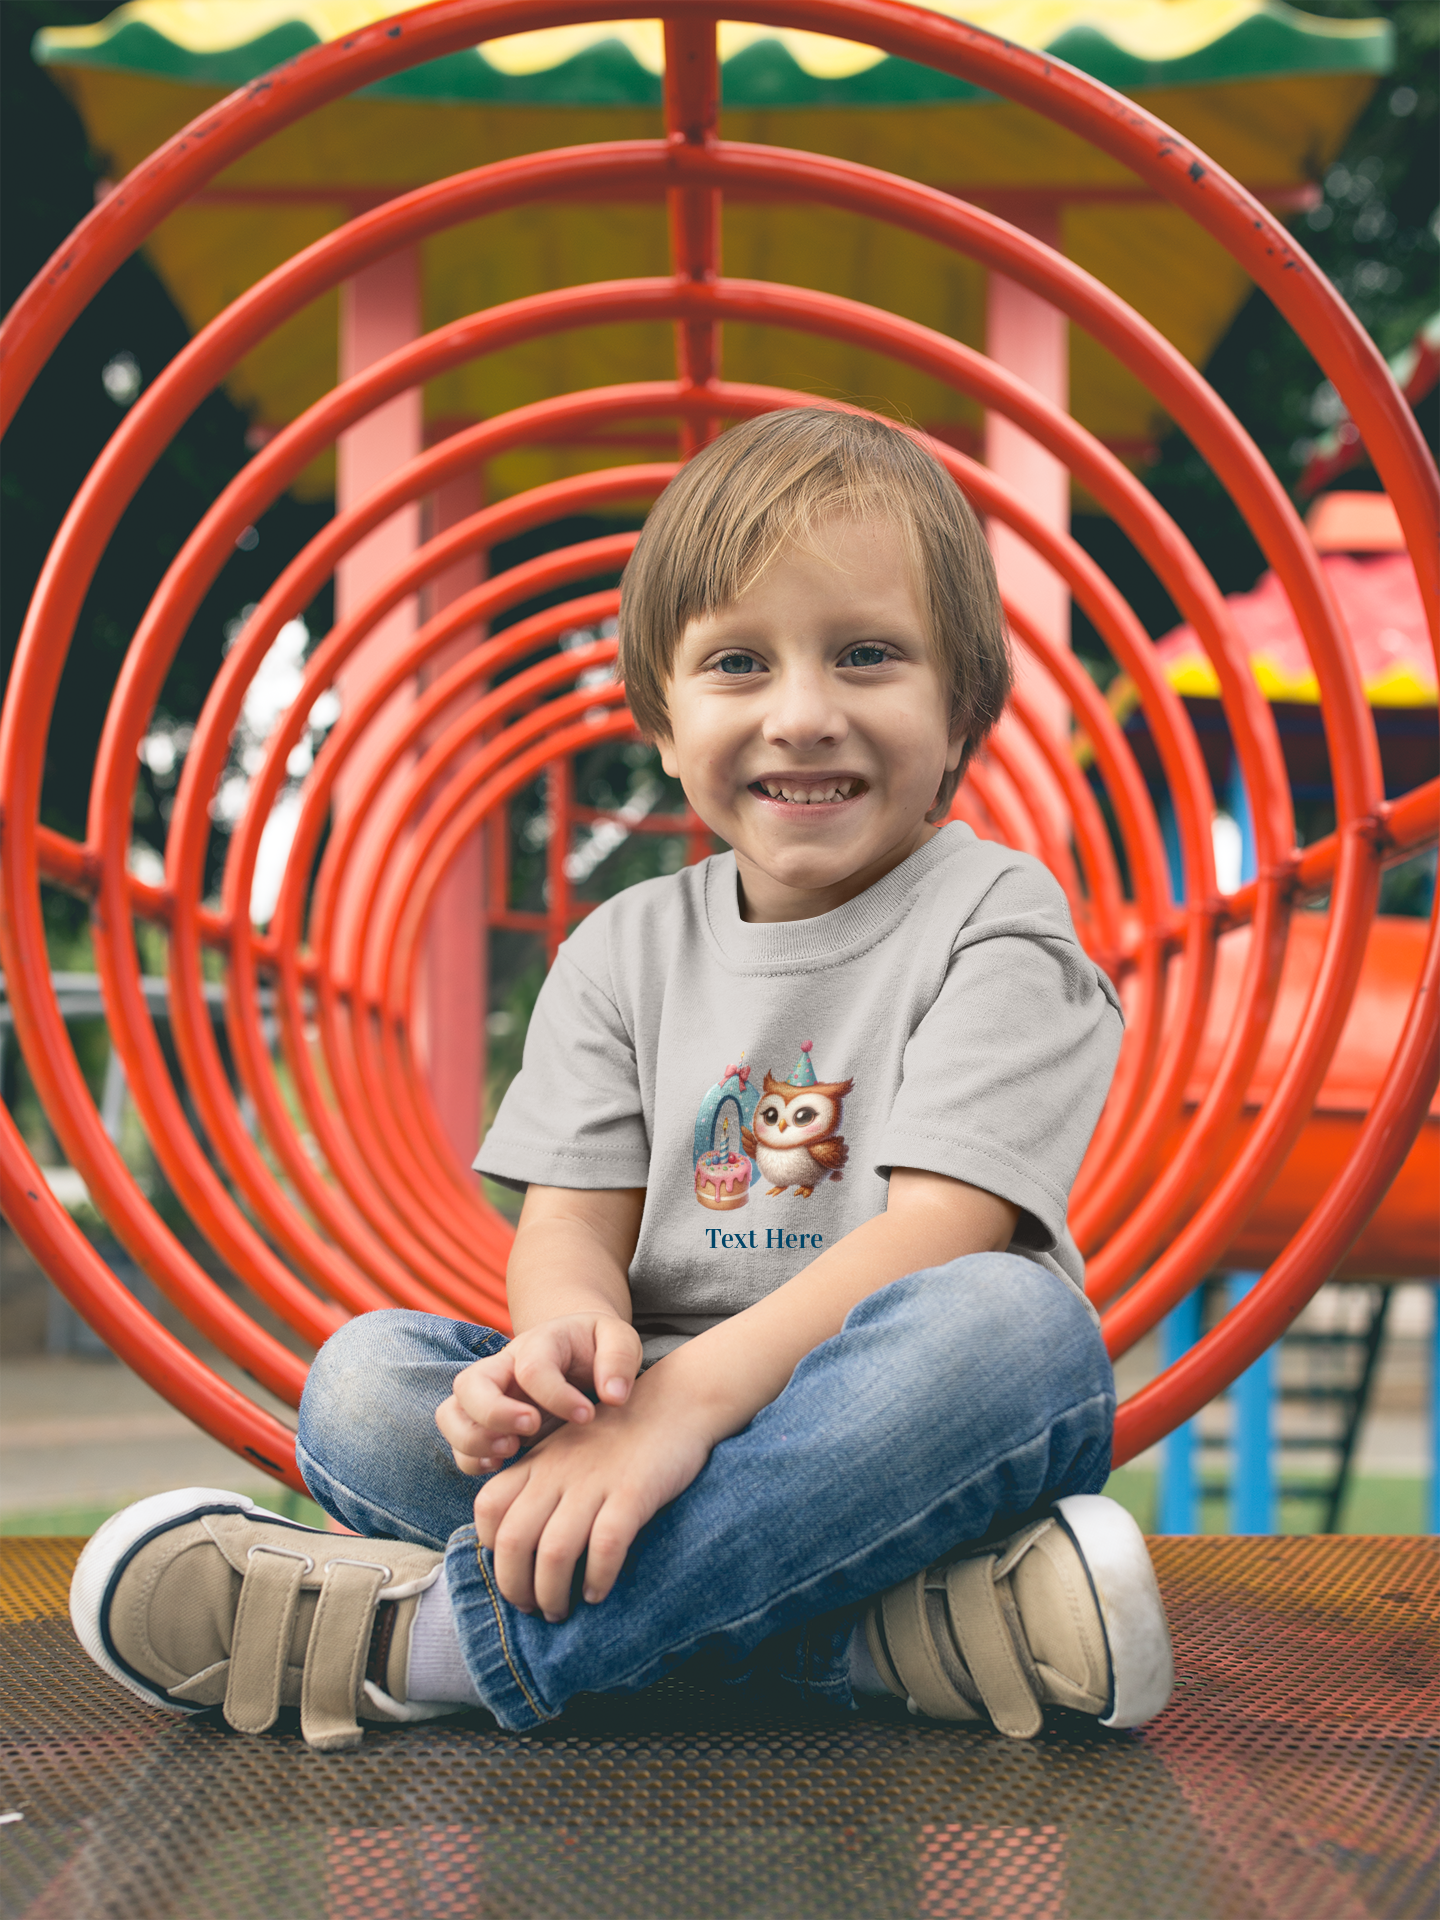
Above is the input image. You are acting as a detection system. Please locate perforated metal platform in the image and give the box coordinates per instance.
[2,1535,1436,1920]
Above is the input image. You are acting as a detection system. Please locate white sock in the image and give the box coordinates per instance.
[405,1576,482,1705]
[848,1618,892,1698]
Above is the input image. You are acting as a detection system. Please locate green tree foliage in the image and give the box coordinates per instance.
[1,1,331,865]
[1073,0,1438,651]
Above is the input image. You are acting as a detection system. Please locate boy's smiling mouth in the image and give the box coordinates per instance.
[748,776,869,806]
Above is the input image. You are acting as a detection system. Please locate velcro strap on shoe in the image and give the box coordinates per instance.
[224,1545,307,1735]
[992,1518,1055,1581]
[877,1574,981,1721]
[943,1555,1044,1739]
[300,1559,389,1754]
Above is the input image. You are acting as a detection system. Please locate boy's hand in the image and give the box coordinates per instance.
[435,1313,643,1476]
[455,1168,1019,1619]
[472,1378,714,1620]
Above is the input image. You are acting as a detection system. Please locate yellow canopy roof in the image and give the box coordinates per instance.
[38,2,1390,499]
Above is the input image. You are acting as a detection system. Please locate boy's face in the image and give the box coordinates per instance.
[658,513,965,921]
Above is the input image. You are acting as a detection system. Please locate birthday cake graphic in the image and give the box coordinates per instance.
[692,1058,759,1210]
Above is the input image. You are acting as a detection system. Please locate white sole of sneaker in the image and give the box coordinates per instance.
[69,1486,308,1716]
[1053,1494,1175,1729]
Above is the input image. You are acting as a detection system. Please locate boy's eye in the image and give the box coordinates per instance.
[715,653,759,676]
[844,644,890,668]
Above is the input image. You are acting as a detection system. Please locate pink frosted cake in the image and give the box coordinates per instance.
[695,1149,751,1211]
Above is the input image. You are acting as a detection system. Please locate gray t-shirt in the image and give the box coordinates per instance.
[477,823,1122,1360]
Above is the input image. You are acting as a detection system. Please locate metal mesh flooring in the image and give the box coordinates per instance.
[2,1535,1436,1920]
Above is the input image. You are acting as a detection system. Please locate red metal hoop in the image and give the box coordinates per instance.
[2,2,1435,1491]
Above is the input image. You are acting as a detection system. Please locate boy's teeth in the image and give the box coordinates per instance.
[760,780,855,803]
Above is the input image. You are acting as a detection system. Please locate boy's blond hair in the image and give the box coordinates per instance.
[617,407,1010,814]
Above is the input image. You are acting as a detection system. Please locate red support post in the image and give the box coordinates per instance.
[546,757,575,965]
[418,460,488,1173]
[664,15,724,456]
[984,199,1073,843]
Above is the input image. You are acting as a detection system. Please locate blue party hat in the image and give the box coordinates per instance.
[786,1041,817,1087]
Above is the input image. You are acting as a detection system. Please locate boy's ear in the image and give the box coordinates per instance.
[944,729,968,774]
[656,732,679,778]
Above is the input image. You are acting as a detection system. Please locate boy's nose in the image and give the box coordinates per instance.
[761,670,847,749]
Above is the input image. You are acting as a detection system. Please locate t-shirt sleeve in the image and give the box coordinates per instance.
[474,946,651,1192]
[874,868,1122,1252]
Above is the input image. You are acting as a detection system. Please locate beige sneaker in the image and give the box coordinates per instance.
[863,1495,1174,1737]
[70,1488,457,1752]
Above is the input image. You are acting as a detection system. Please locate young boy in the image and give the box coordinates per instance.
[70,409,1173,1751]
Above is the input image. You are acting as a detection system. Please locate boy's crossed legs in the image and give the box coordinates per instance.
[297,1255,1114,1725]
[71,1255,1171,1743]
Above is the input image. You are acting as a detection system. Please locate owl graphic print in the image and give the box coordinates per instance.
[743,1043,852,1198]
[692,1042,852,1209]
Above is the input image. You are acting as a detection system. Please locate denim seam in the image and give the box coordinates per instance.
[588,1383,1115,1700]
[294,1444,452,1553]
[474,1547,548,1724]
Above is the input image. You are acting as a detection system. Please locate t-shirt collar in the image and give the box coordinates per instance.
[702,822,971,971]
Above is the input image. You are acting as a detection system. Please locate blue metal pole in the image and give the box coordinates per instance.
[1221,770,1272,1534]
[1154,794,1198,1535]
[1229,1273,1275,1534]
[1157,789,1186,903]
[1225,755,1258,887]
[1159,1289,1203,1533]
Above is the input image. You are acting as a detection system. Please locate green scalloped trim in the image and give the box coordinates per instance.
[362,39,662,105]
[1045,13,1391,93]
[34,10,1393,107]
[35,19,322,90]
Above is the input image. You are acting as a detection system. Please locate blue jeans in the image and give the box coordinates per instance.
[296,1254,1114,1731]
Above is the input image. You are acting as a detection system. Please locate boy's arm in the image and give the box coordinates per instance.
[506,1185,643,1334]
[472,1170,1018,1619]
[649,1169,1017,1431]
[437,1186,644,1473]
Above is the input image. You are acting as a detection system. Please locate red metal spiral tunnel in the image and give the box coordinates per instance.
[1,1,1436,1495]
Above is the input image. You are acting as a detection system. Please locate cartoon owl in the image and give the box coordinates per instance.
[740,1045,853,1198]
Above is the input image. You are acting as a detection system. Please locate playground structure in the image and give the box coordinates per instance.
[1,0,1437,1504]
